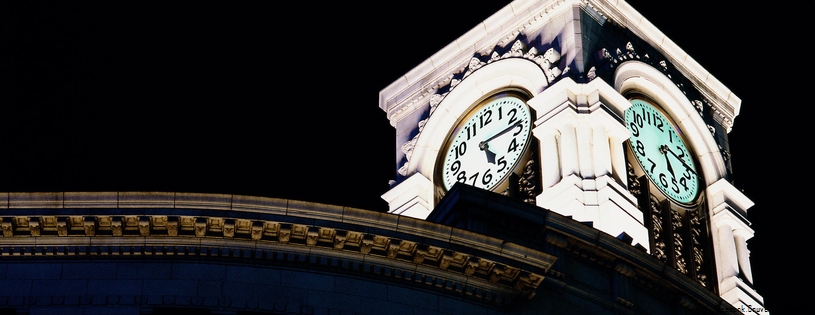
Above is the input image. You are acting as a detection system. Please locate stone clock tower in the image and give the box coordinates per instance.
[380,0,766,312]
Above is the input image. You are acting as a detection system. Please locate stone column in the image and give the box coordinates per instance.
[576,120,593,178]
[733,229,754,284]
[592,123,612,177]
[535,127,561,189]
[559,118,579,178]
[715,221,739,280]
[608,127,628,188]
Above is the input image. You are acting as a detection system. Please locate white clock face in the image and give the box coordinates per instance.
[441,94,532,191]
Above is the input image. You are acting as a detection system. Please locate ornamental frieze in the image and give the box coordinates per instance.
[0,213,547,303]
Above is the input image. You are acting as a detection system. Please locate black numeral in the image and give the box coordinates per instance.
[466,124,476,140]
[629,122,640,137]
[480,110,492,128]
[507,138,519,152]
[675,146,685,158]
[455,142,467,159]
[481,169,493,185]
[457,171,467,183]
[497,156,507,172]
[469,172,479,186]
[634,110,644,128]
[450,160,461,175]
[507,108,517,124]
[647,158,656,173]
[512,123,522,136]
[635,140,646,156]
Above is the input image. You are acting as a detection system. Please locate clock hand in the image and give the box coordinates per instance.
[477,141,498,164]
[478,121,522,153]
[660,145,676,177]
[479,121,521,164]
[661,145,697,175]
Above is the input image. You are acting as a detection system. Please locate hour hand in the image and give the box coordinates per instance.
[660,145,675,177]
[479,141,496,164]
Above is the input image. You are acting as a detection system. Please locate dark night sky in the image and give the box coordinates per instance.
[1,1,804,313]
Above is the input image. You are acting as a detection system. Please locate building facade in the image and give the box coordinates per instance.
[0,0,767,314]
[379,0,765,313]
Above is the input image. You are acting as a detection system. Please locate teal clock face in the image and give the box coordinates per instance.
[625,99,699,204]
[441,94,532,192]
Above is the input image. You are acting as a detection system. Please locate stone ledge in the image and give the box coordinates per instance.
[0,211,552,305]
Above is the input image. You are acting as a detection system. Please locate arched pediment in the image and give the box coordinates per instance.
[406,57,553,184]
[613,61,727,185]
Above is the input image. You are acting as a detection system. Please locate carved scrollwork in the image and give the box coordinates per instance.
[671,209,687,275]
[518,159,538,204]
[649,195,667,263]
[688,209,708,287]
[626,162,642,197]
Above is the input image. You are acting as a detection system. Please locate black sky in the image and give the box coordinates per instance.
[2,1,803,313]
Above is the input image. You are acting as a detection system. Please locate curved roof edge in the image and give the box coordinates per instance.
[0,191,737,313]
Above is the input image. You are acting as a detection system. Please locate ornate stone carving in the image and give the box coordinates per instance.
[0,211,550,303]
[70,216,83,233]
[111,217,123,236]
[251,221,263,240]
[264,222,280,239]
[195,218,207,237]
[290,224,308,243]
[626,162,642,197]
[441,252,470,270]
[671,209,687,275]
[519,159,538,204]
[649,195,667,262]
[1,220,12,237]
[614,260,636,277]
[688,209,708,287]
[544,231,568,248]
[167,217,179,237]
[139,217,151,236]
[29,218,41,236]
[84,217,96,236]
[56,218,68,236]
[223,220,235,238]
[719,144,731,163]
[692,100,704,113]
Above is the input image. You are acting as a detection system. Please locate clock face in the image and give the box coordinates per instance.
[441,94,532,191]
[625,99,699,204]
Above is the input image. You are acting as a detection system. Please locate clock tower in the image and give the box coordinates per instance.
[379,0,766,312]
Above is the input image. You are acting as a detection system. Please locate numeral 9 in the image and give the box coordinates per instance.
[450,160,461,175]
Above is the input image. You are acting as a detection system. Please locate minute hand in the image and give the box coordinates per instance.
[660,145,697,175]
[479,120,522,148]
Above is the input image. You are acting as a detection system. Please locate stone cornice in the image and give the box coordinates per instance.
[0,190,741,313]
[378,0,571,125]
[380,0,741,130]
[0,192,552,307]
